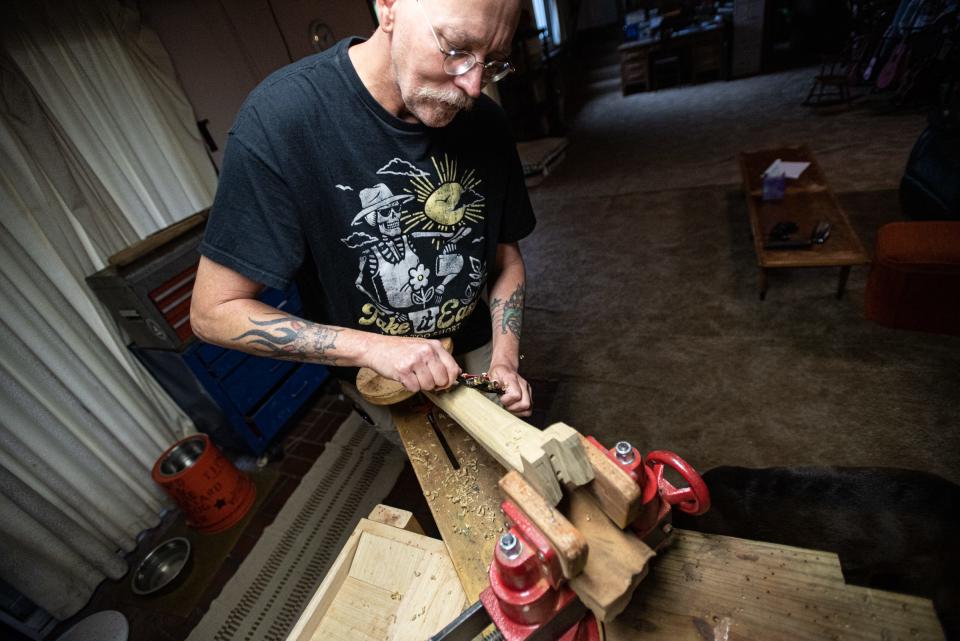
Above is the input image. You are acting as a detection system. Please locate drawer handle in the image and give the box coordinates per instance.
[291,381,310,398]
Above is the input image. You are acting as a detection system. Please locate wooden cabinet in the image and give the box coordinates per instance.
[619,27,727,95]
[619,43,651,93]
[732,0,767,77]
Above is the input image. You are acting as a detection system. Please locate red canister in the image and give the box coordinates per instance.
[151,434,256,533]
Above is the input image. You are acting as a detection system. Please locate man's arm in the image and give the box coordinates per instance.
[487,242,532,416]
[190,256,461,391]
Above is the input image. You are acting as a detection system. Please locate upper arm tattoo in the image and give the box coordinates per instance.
[231,316,342,364]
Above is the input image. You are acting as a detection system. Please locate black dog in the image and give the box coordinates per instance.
[673,466,960,640]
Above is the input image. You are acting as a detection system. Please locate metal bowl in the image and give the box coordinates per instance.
[131,537,192,596]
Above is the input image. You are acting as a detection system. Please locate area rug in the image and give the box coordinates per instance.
[186,412,405,641]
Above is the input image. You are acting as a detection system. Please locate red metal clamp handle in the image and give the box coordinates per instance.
[645,450,711,515]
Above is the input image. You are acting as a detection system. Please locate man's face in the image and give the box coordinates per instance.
[389,0,519,127]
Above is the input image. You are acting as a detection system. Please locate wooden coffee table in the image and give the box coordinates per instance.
[738,145,869,300]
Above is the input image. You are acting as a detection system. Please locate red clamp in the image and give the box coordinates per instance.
[478,500,600,641]
[586,437,710,541]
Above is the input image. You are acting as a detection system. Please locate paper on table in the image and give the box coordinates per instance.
[780,161,810,179]
[764,159,810,180]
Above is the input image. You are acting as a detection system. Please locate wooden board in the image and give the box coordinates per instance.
[393,405,507,601]
[579,435,643,529]
[605,529,945,641]
[285,507,468,641]
[108,210,208,267]
[498,470,588,580]
[357,359,592,507]
[566,489,656,622]
[425,386,564,505]
[541,423,594,486]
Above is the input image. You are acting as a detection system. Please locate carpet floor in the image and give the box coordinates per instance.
[519,53,960,483]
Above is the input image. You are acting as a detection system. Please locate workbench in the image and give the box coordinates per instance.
[389,404,945,641]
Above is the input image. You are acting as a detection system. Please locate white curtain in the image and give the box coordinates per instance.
[0,0,218,620]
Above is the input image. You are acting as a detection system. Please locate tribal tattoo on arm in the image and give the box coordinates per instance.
[490,283,524,339]
[231,316,342,364]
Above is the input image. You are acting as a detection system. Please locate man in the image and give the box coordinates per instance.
[190,0,536,437]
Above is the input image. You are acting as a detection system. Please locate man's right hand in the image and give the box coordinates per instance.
[364,336,461,393]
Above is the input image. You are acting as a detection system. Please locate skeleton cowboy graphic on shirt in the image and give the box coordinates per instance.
[341,182,472,332]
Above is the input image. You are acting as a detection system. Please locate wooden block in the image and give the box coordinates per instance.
[579,435,643,528]
[517,440,564,506]
[541,423,594,487]
[499,470,588,580]
[567,489,655,622]
[368,504,423,534]
[426,386,563,505]
[604,529,944,640]
[356,367,413,405]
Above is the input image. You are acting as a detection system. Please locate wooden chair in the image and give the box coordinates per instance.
[804,54,854,106]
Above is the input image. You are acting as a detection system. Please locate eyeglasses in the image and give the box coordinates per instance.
[415,0,515,84]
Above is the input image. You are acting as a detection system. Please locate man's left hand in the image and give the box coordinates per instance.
[487,364,533,417]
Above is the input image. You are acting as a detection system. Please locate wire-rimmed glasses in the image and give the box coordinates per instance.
[415,0,515,84]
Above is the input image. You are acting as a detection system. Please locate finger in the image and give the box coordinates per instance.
[487,368,515,398]
[434,346,461,386]
[499,383,522,406]
[504,378,532,416]
[413,363,438,392]
[398,371,421,393]
[425,355,451,390]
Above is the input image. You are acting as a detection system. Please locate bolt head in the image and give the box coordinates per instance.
[614,441,635,463]
[499,533,517,551]
[499,533,521,558]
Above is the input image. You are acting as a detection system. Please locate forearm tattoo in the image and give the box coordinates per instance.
[491,282,524,339]
[231,316,342,364]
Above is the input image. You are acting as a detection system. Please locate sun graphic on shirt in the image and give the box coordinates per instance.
[402,155,484,247]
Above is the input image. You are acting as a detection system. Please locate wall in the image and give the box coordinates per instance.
[577,0,619,31]
[139,0,375,167]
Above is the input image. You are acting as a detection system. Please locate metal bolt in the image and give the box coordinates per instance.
[662,523,673,535]
[499,533,521,559]
[614,441,635,464]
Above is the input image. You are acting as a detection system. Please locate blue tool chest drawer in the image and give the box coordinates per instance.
[181,284,328,454]
[93,212,327,454]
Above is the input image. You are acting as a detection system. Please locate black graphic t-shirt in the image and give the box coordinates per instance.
[201,38,536,377]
